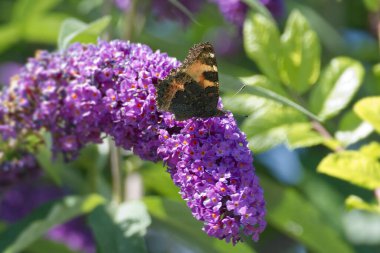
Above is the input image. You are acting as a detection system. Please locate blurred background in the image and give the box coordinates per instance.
[1,0,380,252]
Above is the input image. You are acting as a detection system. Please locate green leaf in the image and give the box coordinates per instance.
[223,94,265,116]
[88,202,149,253]
[11,0,62,22]
[24,14,68,44]
[0,194,104,253]
[242,103,307,153]
[0,0,68,53]
[36,133,65,185]
[279,10,321,94]
[239,75,289,97]
[113,201,151,237]
[364,0,380,11]
[0,25,20,53]
[220,74,322,121]
[243,11,281,82]
[335,111,374,147]
[26,238,81,253]
[58,16,111,51]
[346,195,380,214]
[141,163,181,201]
[286,122,324,149]
[289,3,346,54]
[317,143,380,190]
[262,176,355,253]
[144,197,254,253]
[241,0,272,18]
[244,82,322,121]
[354,97,380,133]
[310,57,365,120]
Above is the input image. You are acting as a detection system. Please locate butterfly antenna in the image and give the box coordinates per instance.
[232,83,246,96]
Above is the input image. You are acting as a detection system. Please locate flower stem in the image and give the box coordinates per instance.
[110,139,123,203]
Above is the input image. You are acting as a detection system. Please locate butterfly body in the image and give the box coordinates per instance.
[156,42,224,120]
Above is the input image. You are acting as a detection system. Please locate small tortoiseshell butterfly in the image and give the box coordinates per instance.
[156,42,225,120]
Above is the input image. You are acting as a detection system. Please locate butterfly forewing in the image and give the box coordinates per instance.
[156,42,224,120]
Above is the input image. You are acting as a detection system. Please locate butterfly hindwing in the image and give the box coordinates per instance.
[156,42,224,120]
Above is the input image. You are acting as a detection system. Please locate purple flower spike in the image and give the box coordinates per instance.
[0,40,180,161]
[0,39,266,243]
[158,113,266,244]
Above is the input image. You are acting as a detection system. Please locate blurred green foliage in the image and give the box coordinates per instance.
[1,0,380,252]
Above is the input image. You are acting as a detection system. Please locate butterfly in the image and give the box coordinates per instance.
[156,42,225,120]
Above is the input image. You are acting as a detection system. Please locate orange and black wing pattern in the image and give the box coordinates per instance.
[156,42,224,120]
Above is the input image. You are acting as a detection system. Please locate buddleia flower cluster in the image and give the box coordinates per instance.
[0,39,266,243]
[158,113,266,243]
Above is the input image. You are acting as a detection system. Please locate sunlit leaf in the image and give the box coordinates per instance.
[286,122,324,149]
[289,2,346,54]
[24,15,67,43]
[279,10,320,94]
[354,96,380,133]
[244,83,321,121]
[0,25,20,53]
[220,74,322,121]
[310,57,364,120]
[346,195,380,214]
[364,0,380,11]
[242,104,307,153]
[5,0,67,47]
[317,143,380,190]
[11,0,62,22]
[239,75,289,97]
[335,111,374,147]
[0,195,104,253]
[58,16,111,51]
[243,11,281,82]
[241,0,272,18]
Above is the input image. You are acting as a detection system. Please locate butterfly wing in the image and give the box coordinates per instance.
[156,42,224,120]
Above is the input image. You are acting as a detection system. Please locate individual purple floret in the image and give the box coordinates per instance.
[158,113,266,244]
[0,183,95,253]
[0,40,266,243]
